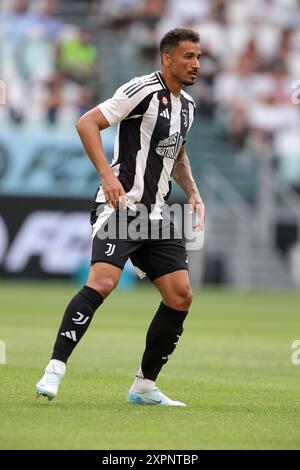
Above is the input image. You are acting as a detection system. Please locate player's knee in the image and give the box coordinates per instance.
[178,286,193,310]
[101,278,119,298]
[184,288,193,309]
[87,277,118,299]
[164,286,193,311]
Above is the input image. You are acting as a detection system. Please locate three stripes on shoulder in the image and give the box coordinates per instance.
[123,74,160,98]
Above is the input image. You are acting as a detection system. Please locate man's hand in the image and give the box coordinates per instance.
[172,147,205,231]
[188,193,206,231]
[101,169,127,209]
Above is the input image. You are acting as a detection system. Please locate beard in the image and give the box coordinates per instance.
[182,79,195,86]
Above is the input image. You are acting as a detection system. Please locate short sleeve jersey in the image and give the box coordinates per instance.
[97,71,196,218]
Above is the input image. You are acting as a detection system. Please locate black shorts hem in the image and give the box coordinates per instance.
[148,266,189,282]
[90,259,124,271]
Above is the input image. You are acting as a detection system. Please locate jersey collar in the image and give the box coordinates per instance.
[155,71,167,89]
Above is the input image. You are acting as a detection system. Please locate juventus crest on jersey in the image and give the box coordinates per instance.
[96,71,196,219]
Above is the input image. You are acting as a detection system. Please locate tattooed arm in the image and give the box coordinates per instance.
[172,146,205,231]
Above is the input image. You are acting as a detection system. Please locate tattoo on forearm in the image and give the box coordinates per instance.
[172,152,202,202]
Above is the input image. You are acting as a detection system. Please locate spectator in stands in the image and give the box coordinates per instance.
[0,0,33,43]
[58,26,97,85]
[97,0,141,31]
[76,86,97,118]
[33,0,62,42]
[190,43,220,118]
[43,72,63,125]
[131,0,167,65]
[237,38,264,74]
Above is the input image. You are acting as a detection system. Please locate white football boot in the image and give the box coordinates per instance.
[127,387,186,406]
[36,360,66,401]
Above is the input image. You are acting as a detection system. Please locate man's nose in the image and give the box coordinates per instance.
[193,58,200,69]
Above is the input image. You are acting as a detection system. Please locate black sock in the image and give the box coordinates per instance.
[51,286,103,363]
[140,302,188,381]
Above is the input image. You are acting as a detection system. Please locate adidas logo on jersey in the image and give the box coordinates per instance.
[61,330,77,342]
[160,109,170,120]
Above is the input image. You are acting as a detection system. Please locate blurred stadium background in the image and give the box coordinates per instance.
[1,0,300,288]
[1,0,300,450]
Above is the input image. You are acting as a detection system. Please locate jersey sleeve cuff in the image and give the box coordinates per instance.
[98,103,114,126]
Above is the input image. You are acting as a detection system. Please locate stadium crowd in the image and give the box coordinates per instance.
[99,0,300,190]
[0,0,98,127]
[1,0,300,188]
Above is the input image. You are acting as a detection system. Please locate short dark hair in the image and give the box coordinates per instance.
[160,28,200,56]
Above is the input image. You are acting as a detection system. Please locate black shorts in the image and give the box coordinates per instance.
[90,203,188,282]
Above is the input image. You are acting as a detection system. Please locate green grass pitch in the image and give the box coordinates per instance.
[0,281,300,450]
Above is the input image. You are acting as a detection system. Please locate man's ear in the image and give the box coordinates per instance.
[161,52,171,67]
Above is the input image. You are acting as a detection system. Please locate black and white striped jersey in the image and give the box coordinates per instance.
[96,70,196,219]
